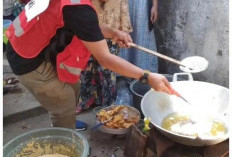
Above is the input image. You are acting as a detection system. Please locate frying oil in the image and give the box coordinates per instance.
[161,113,227,137]
[210,120,227,136]
[161,113,190,131]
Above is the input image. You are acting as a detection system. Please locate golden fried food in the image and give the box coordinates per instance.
[97,106,139,129]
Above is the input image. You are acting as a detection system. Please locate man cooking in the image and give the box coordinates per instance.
[6,0,173,130]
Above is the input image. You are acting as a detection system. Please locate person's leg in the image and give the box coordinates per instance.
[19,61,79,129]
[70,81,80,104]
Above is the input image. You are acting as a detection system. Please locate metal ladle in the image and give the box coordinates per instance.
[129,43,208,73]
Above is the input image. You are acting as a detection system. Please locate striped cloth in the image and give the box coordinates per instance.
[119,0,158,72]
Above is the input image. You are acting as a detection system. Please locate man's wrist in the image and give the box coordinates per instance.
[110,28,118,39]
[100,25,115,39]
[139,70,151,84]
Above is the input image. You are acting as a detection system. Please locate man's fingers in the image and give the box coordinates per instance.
[118,41,124,47]
[161,85,172,95]
[163,77,171,89]
[162,77,173,95]
[121,35,132,47]
[127,34,133,43]
[113,30,133,48]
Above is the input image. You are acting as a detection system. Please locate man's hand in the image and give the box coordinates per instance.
[81,40,173,96]
[112,29,133,48]
[148,73,172,95]
[100,25,133,48]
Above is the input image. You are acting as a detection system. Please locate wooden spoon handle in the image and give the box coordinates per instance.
[129,42,187,68]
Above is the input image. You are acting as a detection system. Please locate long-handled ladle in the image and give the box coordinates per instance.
[129,42,208,73]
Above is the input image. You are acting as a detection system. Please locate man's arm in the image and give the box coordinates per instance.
[81,39,172,94]
[63,5,172,94]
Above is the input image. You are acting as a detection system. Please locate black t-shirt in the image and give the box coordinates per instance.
[6,5,104,75]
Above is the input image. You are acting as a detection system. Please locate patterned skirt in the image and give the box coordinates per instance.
[76,40,118,114]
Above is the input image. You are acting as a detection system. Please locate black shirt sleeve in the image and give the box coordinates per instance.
[7,5,104,75]
[63,5,104,41]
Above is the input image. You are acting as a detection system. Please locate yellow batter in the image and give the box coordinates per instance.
[39,154,69,157]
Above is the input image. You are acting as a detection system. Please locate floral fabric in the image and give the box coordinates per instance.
[77,40,119,113]
[91,0,132,33]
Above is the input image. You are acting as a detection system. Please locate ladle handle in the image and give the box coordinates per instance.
[169,87,191,105]
[129,42,187,68]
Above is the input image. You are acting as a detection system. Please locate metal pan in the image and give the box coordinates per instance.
[94,105,141,134]
[141,79,229,146]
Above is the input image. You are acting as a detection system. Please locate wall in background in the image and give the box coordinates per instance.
[155,0,229,87]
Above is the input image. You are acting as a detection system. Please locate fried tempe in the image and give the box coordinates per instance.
[97,106,139,129]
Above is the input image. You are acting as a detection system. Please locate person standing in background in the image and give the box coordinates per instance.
[119,0,159,73]
[76,0,133,113]
[12,0,30,17]
[3,0,16,51]
[3,0,29,51]
[3,0,17,21]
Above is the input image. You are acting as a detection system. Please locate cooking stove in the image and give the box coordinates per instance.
[124,125,229,157]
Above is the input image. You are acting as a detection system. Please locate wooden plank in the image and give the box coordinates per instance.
[124,125,147,157]
[144,148,157,157]
[124,125,229,157]
[204,140,229,157]
[145,127,175,157]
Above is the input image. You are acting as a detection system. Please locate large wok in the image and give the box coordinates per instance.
[141,74,229,146]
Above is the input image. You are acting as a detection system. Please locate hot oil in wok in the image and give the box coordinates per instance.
[161,114,197,136]
[162,113,227,137]
[210,121,227,136]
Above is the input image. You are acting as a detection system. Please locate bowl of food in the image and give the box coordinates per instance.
[95,105,141,134]
[3,127,89,157]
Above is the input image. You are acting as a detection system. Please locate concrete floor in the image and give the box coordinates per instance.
[3,111,126,157]
[3,59,125,157]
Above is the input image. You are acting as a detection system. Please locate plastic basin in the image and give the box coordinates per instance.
[3,127,89,157]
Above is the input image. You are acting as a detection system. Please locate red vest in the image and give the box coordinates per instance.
[6,0,93,84]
